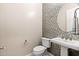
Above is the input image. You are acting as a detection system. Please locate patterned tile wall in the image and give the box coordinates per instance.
[42,3,79,56]
[42,3,64,56]
[42,3,64,39]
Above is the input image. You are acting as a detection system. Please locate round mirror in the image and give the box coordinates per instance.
[57,4,79,32]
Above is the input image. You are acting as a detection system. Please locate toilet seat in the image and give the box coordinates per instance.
[33,46,46,51]
[33,46,47,55]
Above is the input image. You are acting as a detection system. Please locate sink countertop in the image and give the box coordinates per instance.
[51,37,79,51]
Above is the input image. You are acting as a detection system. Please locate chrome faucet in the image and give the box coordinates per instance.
[68,32,73,40]
[60,32,73,41]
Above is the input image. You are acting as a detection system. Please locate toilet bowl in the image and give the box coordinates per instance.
[33,46,47,56]
[32,37,51,56]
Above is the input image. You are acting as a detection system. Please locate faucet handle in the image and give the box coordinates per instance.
[59,33,64,39]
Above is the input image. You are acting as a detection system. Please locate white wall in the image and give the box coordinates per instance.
[0,4,42,56]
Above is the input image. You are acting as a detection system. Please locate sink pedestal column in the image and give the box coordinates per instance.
[60,46,68,56]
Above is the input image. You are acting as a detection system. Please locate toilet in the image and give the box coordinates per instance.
[32,37,51,56]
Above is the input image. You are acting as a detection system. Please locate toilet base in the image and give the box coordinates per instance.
[32,50,49,56]
[26,51,53,56]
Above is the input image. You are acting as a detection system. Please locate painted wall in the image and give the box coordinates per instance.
[0,4,42,56]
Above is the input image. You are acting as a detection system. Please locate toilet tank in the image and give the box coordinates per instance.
[42,37,51,48]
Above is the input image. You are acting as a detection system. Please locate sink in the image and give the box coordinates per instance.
[51,37,79,56]
[51,37,79,50]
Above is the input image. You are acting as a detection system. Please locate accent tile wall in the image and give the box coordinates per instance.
[42,3,64,56]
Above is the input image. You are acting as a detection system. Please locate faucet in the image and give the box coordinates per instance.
[60,32,73,41]
[68,32,73,41]
[57,32,74,41]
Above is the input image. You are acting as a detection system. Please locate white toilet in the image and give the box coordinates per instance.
[32,37,51,56]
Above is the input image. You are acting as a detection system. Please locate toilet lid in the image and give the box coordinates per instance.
[33,46,46,51]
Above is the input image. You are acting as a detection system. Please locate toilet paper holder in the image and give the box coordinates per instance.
[24,40,27,45]
[0,46,4,50]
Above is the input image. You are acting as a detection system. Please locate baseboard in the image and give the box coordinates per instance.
[26,52,54,56]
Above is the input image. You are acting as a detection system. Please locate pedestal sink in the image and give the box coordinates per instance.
[51,37,79,56]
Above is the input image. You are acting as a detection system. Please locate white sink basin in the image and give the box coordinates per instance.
[51,37,79,51]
